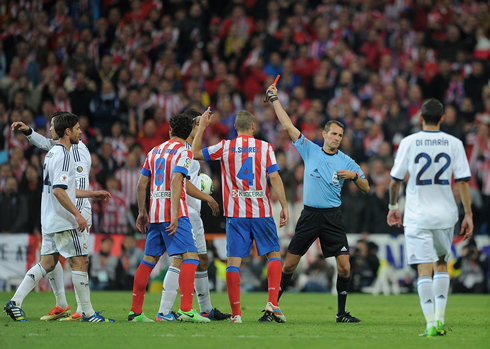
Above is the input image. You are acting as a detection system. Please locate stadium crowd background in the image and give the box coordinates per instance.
[0,0,489,293]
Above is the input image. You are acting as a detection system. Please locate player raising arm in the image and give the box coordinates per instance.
[193,107,288,324]
[5,112,114,323]
[11,118,111,322]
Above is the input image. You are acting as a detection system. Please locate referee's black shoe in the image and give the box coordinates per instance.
[336,311,361,323]
[257,310,274,322]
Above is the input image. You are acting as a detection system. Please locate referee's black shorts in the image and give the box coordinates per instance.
[287,205,349,258]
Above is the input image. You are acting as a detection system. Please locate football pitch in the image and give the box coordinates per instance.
[0,291,488,349]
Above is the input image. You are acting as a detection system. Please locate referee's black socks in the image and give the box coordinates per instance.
[278,272,293,302]
[337,275,350,315]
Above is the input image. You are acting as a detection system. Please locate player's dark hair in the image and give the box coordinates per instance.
[324,120,344,133]
[235,110,255,131]
[169,113,193,140]
[421,99,444,125]
[52,112,79,138]
[182,108,201,126]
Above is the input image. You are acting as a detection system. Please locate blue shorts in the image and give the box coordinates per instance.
[226,217,280,258]
[144,217,197,257]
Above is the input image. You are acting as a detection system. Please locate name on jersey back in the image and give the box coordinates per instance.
[231,146,260,153]
[416,138,449,147]
[152,148,178,155]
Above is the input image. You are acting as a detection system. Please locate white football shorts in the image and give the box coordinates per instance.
[174,209,206,258]
[41,229,89,258]
[404,226,453,265]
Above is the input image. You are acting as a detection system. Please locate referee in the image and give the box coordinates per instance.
[266,84,370,323]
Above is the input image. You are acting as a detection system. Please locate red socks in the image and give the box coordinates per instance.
[226,266,241,316]
[179,259,199,312]
[131,260,155,314]
[267,258,282,305]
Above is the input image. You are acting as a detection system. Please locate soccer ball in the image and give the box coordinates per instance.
[199,173,214,195]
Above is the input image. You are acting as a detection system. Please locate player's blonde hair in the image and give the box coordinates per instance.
[235,110,256,131]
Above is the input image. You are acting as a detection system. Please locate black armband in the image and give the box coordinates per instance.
[22,128,33,136]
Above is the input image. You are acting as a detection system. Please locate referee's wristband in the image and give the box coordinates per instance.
[388,203,399,210]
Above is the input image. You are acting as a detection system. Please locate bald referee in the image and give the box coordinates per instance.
[266,84,370,323]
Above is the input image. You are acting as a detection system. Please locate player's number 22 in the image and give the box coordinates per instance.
[415,152,451,186]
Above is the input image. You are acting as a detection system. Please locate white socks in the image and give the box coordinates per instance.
[12,263,47,307]
[48,262,68,309]
[417,276,435,329]
[72,271,94,317]
[75,287,82,314]
[159,267,180,315]
[159,267,214,315]
[433,272,450,324]
[195,271,213,314]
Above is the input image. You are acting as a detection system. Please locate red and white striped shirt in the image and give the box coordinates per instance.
[154,93,183,121]
[101,191,129,234]
[115,166,139,206]
[141,140,192,223]
[202,135,280,218]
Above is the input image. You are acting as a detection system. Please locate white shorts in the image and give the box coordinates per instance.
[404,226,453,265]
[82,205,92,229]
[174,211,206,258]
[41,229,89,258]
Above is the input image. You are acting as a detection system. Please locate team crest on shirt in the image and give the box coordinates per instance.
[184,157,191,169]
[77,166,83,173]
[332,172,339,185]
[60,174,68,183]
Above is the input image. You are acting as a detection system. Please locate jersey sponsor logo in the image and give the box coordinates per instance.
[231,189,264,198]
[60,174,68,183]
[77,166,83,173]
[332,172,339,185]
[151,190,171,198]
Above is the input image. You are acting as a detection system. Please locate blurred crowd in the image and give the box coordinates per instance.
[0,0,489,292]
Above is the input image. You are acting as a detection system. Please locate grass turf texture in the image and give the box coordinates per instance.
[0,292,488,349]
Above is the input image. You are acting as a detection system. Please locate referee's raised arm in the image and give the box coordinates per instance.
[266,85,301,142]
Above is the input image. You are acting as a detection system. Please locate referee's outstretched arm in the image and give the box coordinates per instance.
[266,85,300,142]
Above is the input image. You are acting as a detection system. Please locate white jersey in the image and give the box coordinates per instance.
[391,130,471,229]
[28,131,92,224]
[41,144,78,234]
[185,141,201,215]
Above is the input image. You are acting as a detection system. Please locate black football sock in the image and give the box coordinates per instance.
[337,275,350,315]
[278,272,293,302]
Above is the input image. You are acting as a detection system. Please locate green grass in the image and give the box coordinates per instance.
[0,291,488,349]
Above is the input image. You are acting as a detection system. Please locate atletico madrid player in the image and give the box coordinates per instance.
[192,108,289,323]
[129,113,210,323]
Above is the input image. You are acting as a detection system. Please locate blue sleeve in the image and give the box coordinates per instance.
[267,164,280,174]
[345,157,365,178]
[292,134,311,159]
[173,166,189,176]
[141,167,151,177]
[202,148,212,162]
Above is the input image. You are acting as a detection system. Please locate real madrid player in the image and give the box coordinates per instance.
[10,114,111,321]
[387,99,473,337]
[5,112,114,322]
[152,109,230,322]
